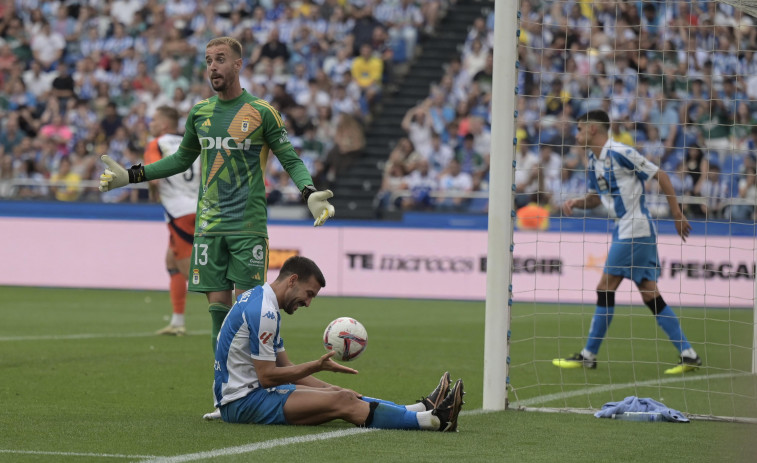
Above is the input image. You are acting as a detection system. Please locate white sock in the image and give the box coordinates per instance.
[680,348,697,359]
[404,402,426,412]
[415,410,439,430]
[170,314,185,326]
[580,349,596,360]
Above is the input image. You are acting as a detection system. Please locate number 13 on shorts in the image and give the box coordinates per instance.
[192,243,209,286]
[189,236,269,292]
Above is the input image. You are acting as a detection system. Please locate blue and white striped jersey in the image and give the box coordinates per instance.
[213,283,284,408]
[587,139,659,240]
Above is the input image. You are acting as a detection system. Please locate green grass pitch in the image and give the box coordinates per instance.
[0,286,755,462]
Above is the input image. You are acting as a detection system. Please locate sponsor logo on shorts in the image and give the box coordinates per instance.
[249,244,265,267]
[192,269,200,285]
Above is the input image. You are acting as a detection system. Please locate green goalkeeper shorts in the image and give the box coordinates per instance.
[188,235,269,293]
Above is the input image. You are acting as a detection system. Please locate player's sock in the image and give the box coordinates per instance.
[170,313,185,327]
[584,291,615,355]
[363,403,420,430]
[209,303,231,353]
[656,306,692,353]
[362,396,425,412]
[169,269,187,319]
[415,410,440,430]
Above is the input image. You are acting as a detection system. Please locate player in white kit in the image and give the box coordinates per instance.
[145,106,202,336]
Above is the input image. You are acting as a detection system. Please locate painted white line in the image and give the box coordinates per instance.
[144,409,493,463]
[0,449,157,459]
[512,372,752,407]
[139,428,379,463]
[0,331,211,342]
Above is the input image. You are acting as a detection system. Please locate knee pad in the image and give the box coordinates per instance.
[645,295,666,315]
[597,291,615,307]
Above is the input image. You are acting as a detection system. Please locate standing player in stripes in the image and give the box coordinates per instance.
[553,110,701,374]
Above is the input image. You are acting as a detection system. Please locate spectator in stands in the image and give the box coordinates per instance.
[99,101,123,143]
[0,113,27,157]
[454,134,484,176]
[0,155,15,198]
[401,157,437,211]
[730,155,757,222]
[351,42,383,109]
[251,28,290,73]
[401,100,433,159]
[39,111,73,156]
[49,155,82,202]
[386,137,422,176]
[377,158,405,212]
[22,60,55,101]
[15,158,49,199]
[436,158,472,212]
[375,0,423,62]
[462,38,487,77]
[536,143,562,198]
[322,114,365,189]
[30,20,65,71]
[157,61,190,101]
[639,125,665,166]
[51,62,76,111]
[426,131,454,174]
[698,162,731,219]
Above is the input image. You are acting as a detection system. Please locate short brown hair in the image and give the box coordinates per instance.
[277,256,326,288]
[206,37,242,59]
[155,106,179,125]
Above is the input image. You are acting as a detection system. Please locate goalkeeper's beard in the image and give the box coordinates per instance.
[210,75,228,92]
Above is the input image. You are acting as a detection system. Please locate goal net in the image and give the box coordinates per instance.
[499,0,757,422]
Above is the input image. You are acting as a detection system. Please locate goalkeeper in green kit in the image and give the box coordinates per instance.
[99,37,334,365]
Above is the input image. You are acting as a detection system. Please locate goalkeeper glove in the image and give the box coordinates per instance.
[301,185,335,227]
[99,155,146,192]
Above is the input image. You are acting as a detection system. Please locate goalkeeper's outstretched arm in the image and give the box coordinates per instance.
[99,147,200,192]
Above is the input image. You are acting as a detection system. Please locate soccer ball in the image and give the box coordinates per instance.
[323,317,368,361]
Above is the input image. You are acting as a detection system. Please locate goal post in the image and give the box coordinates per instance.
[483,0,520,411]
[486,0,757,422]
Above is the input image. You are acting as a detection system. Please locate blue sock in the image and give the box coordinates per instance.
[656,306,691,353]
[365,403,419,430]
[585,305,614,355]
[361,396,402,408]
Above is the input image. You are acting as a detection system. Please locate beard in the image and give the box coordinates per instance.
[210,75,227,92]
[282,301,297,315]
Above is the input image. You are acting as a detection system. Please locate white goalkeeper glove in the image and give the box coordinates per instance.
[302,186,335,227]
[99,155,146,192]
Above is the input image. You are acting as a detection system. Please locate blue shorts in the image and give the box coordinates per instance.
[220,384,296,424]
[604,234,660,285]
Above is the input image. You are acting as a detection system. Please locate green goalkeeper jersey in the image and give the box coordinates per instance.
[144,90,313,237]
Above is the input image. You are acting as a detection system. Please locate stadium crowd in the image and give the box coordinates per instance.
[379,0,756,222]
[0,0,755,223]
[0,0,444,203]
